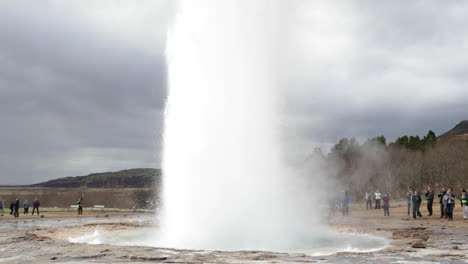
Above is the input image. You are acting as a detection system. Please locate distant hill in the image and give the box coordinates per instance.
[439,120,468,140]
[31,168,160,188]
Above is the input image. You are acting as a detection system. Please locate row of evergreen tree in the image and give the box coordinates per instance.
[331,130,438,155]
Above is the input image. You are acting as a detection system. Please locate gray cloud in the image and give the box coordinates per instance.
[286,0,468,148]
[1,1,467,184]
[0,1,169,184]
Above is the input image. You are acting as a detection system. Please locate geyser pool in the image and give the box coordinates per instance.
[69,228,389,256]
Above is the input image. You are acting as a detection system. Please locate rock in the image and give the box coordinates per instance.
[130,255,168,261]
[50,256,57,260]
[40,215,45,218]
[104,214,109,218]
[419,235,430,241]
[411,242,427,248]
[452,245,459,250]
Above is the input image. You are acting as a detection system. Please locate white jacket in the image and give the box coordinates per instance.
[374,192,382,200]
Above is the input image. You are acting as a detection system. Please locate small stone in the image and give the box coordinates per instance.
[452,246,459,250]
[104,214,109,217]
[50,256,57,260]
[411,242,426,248]
[40,215,45,218]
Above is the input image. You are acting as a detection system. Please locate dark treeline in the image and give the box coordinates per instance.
[316,131,468,199]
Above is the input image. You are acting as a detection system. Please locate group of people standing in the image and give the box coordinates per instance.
[364,187,468,220]
[406,187,468,221]
[0,195,85,217]
[0,198,40,218]
[364,190,391,216]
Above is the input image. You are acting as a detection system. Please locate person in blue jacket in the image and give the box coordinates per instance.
[23,200,30,215]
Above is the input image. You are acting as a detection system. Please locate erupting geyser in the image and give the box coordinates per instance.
[159,0,323,251]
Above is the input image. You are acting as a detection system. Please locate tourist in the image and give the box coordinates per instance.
[438,188,447,218]
[23,200,30,215]
[406,191,412,216]
[9,201,14,215]
[32,198,40,215]
[382,193,390,216]
[411,191,422,219]
[365,191,372,210]
[425,186,434,216]
[13,199,20,218]
[443,188,456,221]
[77,196,83,215]
[461,189,468,220]
[374,190,382,209]
[342,191,350,216]
[0,199,4,216]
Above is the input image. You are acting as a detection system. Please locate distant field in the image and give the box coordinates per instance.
[0,187,157,209]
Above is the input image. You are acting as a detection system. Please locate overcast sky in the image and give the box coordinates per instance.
[1,1,467,184]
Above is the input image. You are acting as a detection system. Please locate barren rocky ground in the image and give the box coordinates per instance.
[1,202,468,263]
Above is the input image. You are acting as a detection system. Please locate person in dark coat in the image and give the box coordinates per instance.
[383,193,390,216]
[32,198,40,215]
[425,186,434,216]
[9,201,14,215]
[411,191,423,219]
[77,195,84,215]
[13,199,20,218]
[438,188,447,218]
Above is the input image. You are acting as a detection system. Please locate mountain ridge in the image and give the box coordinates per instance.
[439,120,468,140]
[30,168,160,188]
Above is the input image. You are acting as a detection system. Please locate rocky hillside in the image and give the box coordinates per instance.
[439,120,468,140]
[31,168,160,188]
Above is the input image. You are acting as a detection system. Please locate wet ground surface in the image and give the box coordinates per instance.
[0,214,149,230]
[1,205,468,263]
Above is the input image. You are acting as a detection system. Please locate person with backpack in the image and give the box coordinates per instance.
[411,191,422,219]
